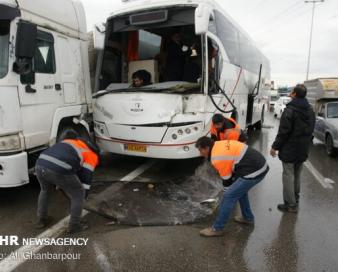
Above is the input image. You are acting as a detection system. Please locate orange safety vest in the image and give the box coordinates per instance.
[211,140,248,180]
[210,117,241,141]
[63,139,99,172]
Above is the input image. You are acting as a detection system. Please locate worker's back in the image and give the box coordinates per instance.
[37,139,97,175]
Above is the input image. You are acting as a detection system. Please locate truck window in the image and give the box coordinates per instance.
[0,20,10,79]
[34,31,56,74]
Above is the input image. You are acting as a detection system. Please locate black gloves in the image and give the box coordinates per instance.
[222,177,235,187]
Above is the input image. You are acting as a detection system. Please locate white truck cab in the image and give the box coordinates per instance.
[0,0,92,187]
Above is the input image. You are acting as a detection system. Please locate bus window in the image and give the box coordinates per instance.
[138,30,161,60]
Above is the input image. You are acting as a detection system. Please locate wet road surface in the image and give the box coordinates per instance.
[1,113,338,272]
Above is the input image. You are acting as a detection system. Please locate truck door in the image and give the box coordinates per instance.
[56,35,83,105]
[18,29,62,149]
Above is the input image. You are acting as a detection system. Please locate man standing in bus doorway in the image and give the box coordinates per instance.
[210,114,247,142]
[35,131,100,234]
[270,84,315,213]
[196,137,269,237]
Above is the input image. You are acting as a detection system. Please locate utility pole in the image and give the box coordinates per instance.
[305,0,324,81]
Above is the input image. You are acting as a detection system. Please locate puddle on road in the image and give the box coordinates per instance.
[85,162,223,226]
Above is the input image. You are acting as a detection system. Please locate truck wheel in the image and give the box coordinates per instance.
[325,134,337,157]
[57,125,90,143]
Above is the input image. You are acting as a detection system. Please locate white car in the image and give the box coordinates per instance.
[274,97,291,118]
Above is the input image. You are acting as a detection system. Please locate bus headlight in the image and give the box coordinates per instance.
[0,134,21,152]
[185,128,191,134]
[94,121,108,136]
[172,134,178,140]
[178,129,183,135]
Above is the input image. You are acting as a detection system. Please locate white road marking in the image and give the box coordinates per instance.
[304,161,335,189]
[120,160,156,183]
[93,242,111,272]
[0,160,156,272]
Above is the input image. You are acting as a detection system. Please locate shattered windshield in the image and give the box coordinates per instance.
[327,103,338,118]
[94,82,201,98]
[0,21,10,79]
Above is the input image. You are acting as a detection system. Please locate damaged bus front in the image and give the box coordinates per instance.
[93,0,270,159]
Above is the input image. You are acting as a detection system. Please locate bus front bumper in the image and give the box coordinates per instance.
[96,137,200,159]
[0,152,29,188]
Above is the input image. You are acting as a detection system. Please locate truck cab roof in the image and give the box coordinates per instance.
[0,0,87,40]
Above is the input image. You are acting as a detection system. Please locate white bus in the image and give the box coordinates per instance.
[0,0,92,187]
[93,0,271,159]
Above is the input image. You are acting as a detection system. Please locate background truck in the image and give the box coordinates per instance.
[0,0,93,187]
[305,78,338,156]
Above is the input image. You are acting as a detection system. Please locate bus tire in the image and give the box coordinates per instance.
[254,106,265,130]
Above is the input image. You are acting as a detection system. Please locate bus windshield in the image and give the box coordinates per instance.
[0,20,10,79]
[96,7,204,94]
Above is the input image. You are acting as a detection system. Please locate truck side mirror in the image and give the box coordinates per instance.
[93,24,105,50]
[13,21,37,76]
[195,4,214,35]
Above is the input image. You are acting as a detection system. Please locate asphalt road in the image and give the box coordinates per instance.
[0,113,338,272]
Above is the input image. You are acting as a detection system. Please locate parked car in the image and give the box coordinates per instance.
[305,78,338,156]
[274,97,291,118]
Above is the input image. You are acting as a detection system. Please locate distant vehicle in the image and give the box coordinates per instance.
[278,87,291,97]
[269,90,279,111]
[305,78,338,156]
[92,0,271,159]
[274,96,291,118]
[0,0,93,187]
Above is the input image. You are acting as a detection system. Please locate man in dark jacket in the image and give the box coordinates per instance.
[270,84,315,212]
[164,30,189,81]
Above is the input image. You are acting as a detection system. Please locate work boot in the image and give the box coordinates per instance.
[234,216,254,225]
[35,216,54,229]
[199,227,224,237]
[277,204,298,213]
[67,223,89,234]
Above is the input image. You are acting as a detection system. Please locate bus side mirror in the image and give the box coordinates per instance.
[13,21,37,76]
[195,4,213,35]
[93,24,105,50]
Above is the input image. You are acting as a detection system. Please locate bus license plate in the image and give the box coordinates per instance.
[124,144,147,153]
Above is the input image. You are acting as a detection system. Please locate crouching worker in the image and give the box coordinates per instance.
[195,137,269,237]
[210,114,247,142]
[35,131,99,234]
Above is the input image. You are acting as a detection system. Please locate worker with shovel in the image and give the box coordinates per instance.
[195,137,268,237]
[35,131,99,234]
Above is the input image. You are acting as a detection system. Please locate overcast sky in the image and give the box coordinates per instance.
[82,0,338,87]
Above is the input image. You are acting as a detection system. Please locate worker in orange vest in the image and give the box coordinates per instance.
[35,131,99,234]
[195,137,269,237]
[210,114,247,142]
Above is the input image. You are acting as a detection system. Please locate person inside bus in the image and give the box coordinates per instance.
[210,114,247,142]
[164,29,191,81]
[183,45,201,83]
[131,70,152,88]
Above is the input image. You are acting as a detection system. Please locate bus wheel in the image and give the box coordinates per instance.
[255,106,265,130]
